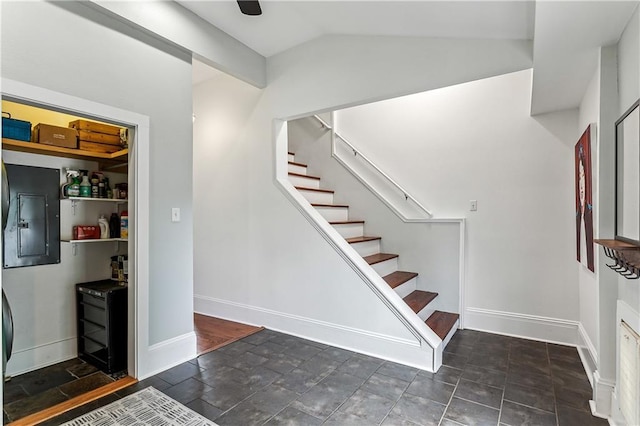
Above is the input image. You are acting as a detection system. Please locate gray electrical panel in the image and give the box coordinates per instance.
[3,164,60,268]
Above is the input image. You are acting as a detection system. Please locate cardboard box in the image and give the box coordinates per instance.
[73,225,100,240]
[33,124,78,149]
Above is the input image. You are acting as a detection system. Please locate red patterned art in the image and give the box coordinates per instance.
[575,125,594,272]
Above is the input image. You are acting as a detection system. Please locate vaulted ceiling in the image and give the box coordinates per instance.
[181,0,638,115]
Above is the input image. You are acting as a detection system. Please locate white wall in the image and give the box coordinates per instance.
[577,67,600,369]
[1,0,195,372]
[617,4,640,313]
[192,34,561,367]
[335,70,581,342]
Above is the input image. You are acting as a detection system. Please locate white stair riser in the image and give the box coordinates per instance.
[289,174,320,189]
[442,319,460,348]
[288,163,307,175]
[417,306,436,322]
[371,257,398,277]
[350,239,381,257]
[314,206,349,222]
[297,189,334,205]
[394,277,418,299]
[332,223,364,239]
[288,153,295,162]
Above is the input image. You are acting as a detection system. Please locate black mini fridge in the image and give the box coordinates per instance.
[76,280,127,374]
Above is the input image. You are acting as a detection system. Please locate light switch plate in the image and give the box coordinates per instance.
[470,200,478,211]
[171,208,180,222]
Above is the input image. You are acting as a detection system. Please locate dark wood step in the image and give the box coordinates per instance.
[363,253,398,265]
[425,311,459,340]
[288,172,320,180]
[311,203,349,208]
[288,161,307,168]
[288,151,295,156]
[329,220,365,225]
[295,186,334,194]
[345,236,381,244]
[383,271,418,289]
[403,291,438,314]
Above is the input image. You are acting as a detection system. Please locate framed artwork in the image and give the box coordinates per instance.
[575,125,594,272]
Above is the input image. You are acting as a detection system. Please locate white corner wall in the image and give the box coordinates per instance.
[335,70,582,344]
[577,66,600,370]
[1,0,195,377]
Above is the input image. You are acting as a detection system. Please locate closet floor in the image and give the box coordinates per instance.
[2,358,123,424]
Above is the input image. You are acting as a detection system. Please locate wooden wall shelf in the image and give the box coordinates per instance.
[2,138,128,172]
[595,239,640,279]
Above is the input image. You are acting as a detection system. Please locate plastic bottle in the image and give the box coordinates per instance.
[91,174,100,198]
[79,174,91,197]
[98,215,110,239]
[109,213,120,238]
[68,176,81,197]
[120,211,128,239]
[105,178,112,200]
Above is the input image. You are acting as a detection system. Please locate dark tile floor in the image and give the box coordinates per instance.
[2,358,116,423]
[43,329,608,426]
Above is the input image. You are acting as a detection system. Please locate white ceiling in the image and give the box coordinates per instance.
[182,0,639,114]
[178,1,535,57]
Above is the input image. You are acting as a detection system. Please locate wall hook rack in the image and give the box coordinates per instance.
[595,239,640,280]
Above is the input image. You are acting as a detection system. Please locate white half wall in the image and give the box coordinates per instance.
[334,70,581,343]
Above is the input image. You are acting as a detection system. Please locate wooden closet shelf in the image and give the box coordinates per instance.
[2,138,128,171]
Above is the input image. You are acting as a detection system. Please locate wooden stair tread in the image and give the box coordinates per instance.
[345,236,381,244]
[363,253,398,265]
[288,161,307,167]
[403,290,438,313]
[289,172,320,180]
[311,203,349,208]
[329,220,365,225]
[288,151,295,156]
[425,311,459,340]
[295,186,334,194]
[383,271,418,289]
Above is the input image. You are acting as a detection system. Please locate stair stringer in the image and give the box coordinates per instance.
[276,177,446,372]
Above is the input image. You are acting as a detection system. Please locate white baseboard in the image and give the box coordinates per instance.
[590,370,614,419]
[6,337,77,377]
[139,331,197,380]
[194,295,434,371]
[465,307,582,345]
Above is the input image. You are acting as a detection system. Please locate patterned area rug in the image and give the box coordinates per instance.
[61,387,217,426]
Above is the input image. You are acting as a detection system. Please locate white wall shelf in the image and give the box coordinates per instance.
[63,197,128,203]
[62,238,128,243]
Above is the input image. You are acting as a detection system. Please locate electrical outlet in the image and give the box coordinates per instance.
[171,208,180,222]
[470,200,478,211]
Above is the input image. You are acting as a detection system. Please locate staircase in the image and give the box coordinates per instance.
[288,152,460,351]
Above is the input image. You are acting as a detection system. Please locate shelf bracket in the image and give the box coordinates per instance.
[72,243,77,256]
[71,199,77,216]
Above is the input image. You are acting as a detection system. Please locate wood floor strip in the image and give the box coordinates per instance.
[197,326,264,356]
[8,376,137,426]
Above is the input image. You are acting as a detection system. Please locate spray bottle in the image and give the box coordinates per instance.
[63,169,81,197]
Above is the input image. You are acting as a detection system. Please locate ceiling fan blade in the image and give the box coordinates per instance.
[237,0,262,16]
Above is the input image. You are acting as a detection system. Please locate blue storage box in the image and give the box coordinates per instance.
[2,112,32,142]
